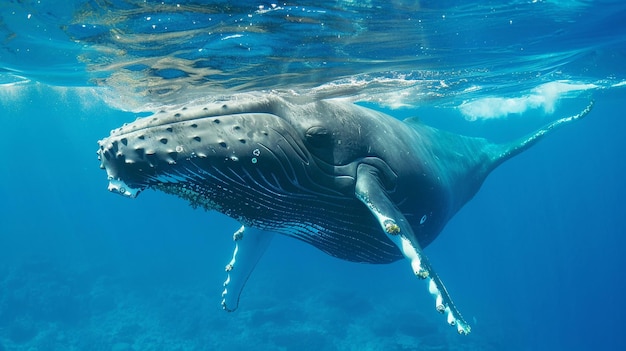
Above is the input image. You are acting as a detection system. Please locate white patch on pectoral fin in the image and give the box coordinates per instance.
[222,225,275,312]
[355,164,471,335]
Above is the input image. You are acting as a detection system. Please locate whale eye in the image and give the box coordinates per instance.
[305,126,332,148]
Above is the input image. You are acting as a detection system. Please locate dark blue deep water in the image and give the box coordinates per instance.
[1,1,625,350]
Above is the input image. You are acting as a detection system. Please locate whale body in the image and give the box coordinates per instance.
[97,95,593,334]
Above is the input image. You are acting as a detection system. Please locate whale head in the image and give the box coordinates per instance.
[97,96,316,200]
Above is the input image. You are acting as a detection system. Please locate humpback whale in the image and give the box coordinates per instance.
[97,95,593,334]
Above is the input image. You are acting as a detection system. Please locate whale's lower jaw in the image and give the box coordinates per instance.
[150,163,404,264]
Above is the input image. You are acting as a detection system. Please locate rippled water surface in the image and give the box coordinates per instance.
[3,0,624,110]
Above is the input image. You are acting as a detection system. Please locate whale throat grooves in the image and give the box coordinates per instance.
[152,161,402,265]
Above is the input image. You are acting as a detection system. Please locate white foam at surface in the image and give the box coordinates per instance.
[458,80,598,121]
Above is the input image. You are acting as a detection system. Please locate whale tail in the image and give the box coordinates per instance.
[489,100,594,170]
[436,100,594,217]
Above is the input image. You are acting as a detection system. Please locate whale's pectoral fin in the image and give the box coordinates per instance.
[221,225,275,312]
[355,163,471,335]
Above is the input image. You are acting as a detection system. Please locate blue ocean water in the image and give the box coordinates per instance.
[1,1,625,350]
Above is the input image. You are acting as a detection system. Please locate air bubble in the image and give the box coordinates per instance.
[176,145,183,152]
[252,148,261,156]
[251,158,257,164]
[420,215,427,224]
